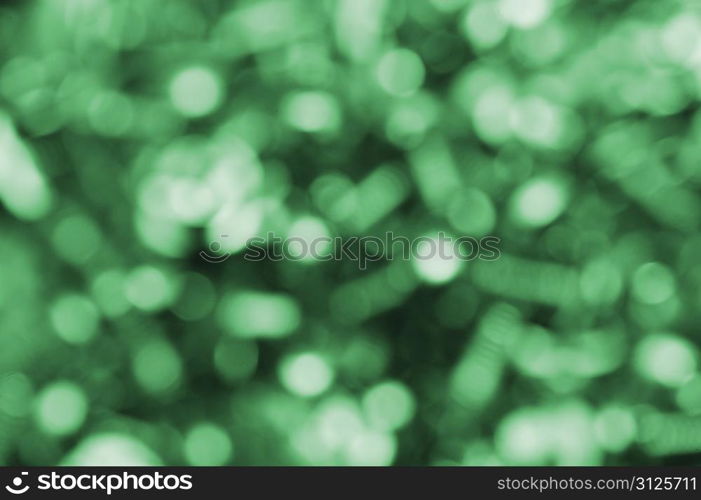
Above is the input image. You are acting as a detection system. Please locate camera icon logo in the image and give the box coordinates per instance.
[5,472,29,495]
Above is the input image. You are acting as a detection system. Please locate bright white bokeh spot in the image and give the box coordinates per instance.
[169,66,223,118]
[279,352,334,397]
[219,292,301,339]
[124,265,177,312]
[509,96,564,148]
[495,408,554,465]
[634,333,697,388]
[61,433,162,466]
[206,140,264,207]
[283,91,341,132]
[206,202,264,255]
[34,381,88,437]
[661,13,701,65]
[286,216,332,262]
[316,397,365,450]
[461,1,508,49]
[376,48,425,97]
[510,177,568,228]
[472,84,516,145]
[344,429,396,465]
[498,0,551,29]
[411,234,463,285]
[0,112,52,220]
[168,178,216,225]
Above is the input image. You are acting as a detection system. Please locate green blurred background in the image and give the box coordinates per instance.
[1,0,701,466]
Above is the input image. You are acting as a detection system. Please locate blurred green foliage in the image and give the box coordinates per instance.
[1,0,701,466]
